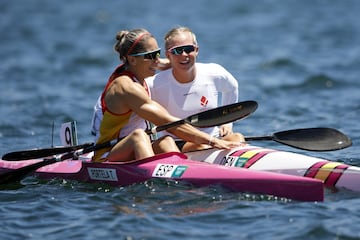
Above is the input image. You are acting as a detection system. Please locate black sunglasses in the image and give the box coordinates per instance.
[168,45,196,55]
[129,48,161,60]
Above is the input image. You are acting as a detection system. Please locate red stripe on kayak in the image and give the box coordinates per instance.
[242,150,276,168]
[324,164,348,187]
[304,161,349,188]
[223,148,275,168]
[227,148,258,157]
[304,161,328,178]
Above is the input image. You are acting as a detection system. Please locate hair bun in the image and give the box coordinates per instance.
[115,30,129,41]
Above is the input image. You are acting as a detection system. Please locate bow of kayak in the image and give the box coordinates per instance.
[0,152,323,202]
[186,145,360,192]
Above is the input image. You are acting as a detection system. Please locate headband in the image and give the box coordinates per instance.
[125,32,150,56]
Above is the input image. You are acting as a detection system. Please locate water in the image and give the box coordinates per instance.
[1,0,360,239]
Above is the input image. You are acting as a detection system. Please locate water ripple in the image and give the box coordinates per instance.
[1,0,360,239]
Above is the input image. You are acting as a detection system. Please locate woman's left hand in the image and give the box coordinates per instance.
[219,124,233,137]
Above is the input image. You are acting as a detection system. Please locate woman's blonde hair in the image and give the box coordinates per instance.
[164,26,198,50]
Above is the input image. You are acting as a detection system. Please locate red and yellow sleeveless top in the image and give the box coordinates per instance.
[92,64,149,162]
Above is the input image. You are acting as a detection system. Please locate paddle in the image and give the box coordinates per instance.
[2,101,257,162]
[146,101,257,134]
[2,143,94,161]
[245,127,352,151]
[0,100,258,184]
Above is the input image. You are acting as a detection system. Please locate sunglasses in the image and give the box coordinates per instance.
[168,45,197,55]
[128,48,161,60]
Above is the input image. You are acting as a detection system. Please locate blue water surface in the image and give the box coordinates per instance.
[1,0,360,239]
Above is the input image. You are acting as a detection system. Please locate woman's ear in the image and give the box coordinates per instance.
[127,56,137,66]
[165,50,171,59]
[195,46,199,56]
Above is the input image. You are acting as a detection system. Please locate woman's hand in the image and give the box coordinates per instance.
[211,138,241,150]
[219,124,233,137]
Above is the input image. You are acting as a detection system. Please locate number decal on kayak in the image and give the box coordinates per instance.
[152,164,188,178]
[221,148,275,168]
[88,168,118,181]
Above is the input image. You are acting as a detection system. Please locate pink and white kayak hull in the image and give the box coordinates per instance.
[0,152,323,202]
[186,145,359,192]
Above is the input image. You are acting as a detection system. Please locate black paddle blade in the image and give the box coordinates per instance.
[2,143,93,161]
[273,128,352,151]
[147,100,258,134]
[186,101,258,128]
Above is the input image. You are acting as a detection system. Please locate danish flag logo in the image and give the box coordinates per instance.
[200,96,208,107]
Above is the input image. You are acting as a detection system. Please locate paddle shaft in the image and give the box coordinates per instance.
[2,143,94,161]
[245,136,272,141]
[2,101,258,161]
[0,101,258,183]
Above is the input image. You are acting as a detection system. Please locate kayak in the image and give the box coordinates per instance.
[186,145,360,192]
[0,151,323,202]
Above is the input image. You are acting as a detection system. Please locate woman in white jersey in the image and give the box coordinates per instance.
[146,26,245,152]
